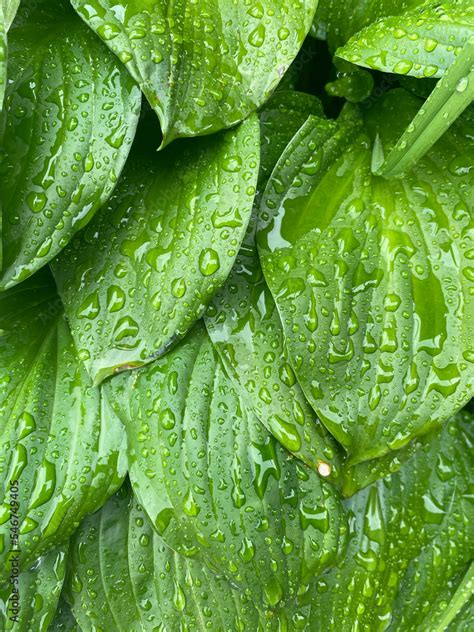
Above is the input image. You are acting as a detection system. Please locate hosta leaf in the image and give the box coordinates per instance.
[0,545,67,631]
[71,0,318,145]
[65,484,272,632]
[309,410,474,631]
[313,0,423,50]
[0,0,141,290]
[53,115,260,386]
[205,90,342,479]
[104,324,347,612]
[0,270,127,580]
[337,1,474,78]
[257,89,474,465]
[49,598,82,632]
[2,1,20,30]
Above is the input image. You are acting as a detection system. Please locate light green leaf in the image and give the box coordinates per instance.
[53,115,260,386]
[104,324,347,612]
[257,89,474,465]
[313,0,424,50]
[0,545,67,631]
[65,484,274,631]
[375,40,474,177]
[71,0,318,145]
[2,0,20,30]
[309,410,474,631]
[337,1,474,78]
[0,0,141,290]
[0,269,127,580]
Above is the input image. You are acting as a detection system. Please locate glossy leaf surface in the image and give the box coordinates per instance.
[0,545,67,631]
[206,90,341,481]
[66,484,271,632]
[104,324,347,612]
[53,116,259,385]
[71,0,318,145]
[0,0,141,289]
[258,90,474,464]
[337,1,474,78]
[2,0,19,30]
[309,410,474,631]
[0,270,127,579]
[313,0,423,50]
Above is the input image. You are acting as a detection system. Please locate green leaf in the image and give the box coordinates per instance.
[257,89,474,465]
[2,1,20,30]
[104,324,347,612]
[65,484,272,631]
[49,598,82,632]
[205,90,342,479]
[0,545,67,631]
[71,0,318,145]
[53,116,260,386]
[0,4,6,109]
[376,39,474,177]
[313,0,424,50]
[308,410,474,631]
[336,1,474,78]
[0,0,141,290]
[0,269,127,580]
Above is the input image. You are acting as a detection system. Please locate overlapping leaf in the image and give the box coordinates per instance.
[71,0,318,145]
[104,324,347,612]
[53,115,260,385]
[2,1,19,30]
[309,409,474,631]
[205,91,342,480]
[0,0,141,289]
[0,545,67,631]
[65,484,272,632]
[313,0,424,49]
[258,89,474,465]
[0,270,127,580]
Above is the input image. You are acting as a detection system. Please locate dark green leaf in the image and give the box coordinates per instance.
[0,0,141,289]
[65,484,272,631]
[258,89,474,465]
[337,1,474,78]
[53,116,260,385]
[309,410,474,631]
[104,324,347,612]
[49,598,82,632]
[0,3,5,109]
[0,269,127,579]
[0,545,67,631]
[71,0,318,145]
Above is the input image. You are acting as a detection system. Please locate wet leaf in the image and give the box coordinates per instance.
[49,598,81,632]
[0,0,141,289]
[2,0,20,30]
[337,1,474,79]
[0,545,67,631]
[205,90,342,480]
[309,410,474,631]
[313,0,424,49]
[257,89,474,465]
[65,484,271,631]
[0,269,127,580]
[53,116,260,386]
[71,0,318,145]
[104,324,347,612]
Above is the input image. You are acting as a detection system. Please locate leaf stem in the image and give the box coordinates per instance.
[375,38,474,178]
